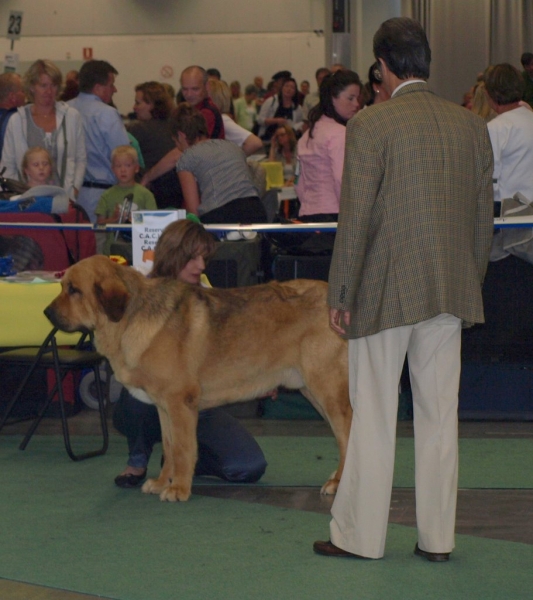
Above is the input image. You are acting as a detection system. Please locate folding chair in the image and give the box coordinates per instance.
[0,327,109,461]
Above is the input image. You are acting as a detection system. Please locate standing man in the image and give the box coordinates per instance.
[179,65,224,139]
[69,60,129,222]
[314,18,494,562]
[0,73,25,160]
[141,66,225,187]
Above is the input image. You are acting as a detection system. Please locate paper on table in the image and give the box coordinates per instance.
[2,271,62,283]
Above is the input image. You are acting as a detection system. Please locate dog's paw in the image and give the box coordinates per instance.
[142,477,167,495]
[320,477,339,495]
[159,484,191,502]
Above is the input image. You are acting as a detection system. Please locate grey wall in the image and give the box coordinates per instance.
[0,0,326,35]
[0,1,515,109]
[0,0,328,113]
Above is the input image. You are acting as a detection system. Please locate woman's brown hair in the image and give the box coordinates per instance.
[152,219,216,279]
[135,81,173,119]
[169,103,208,145]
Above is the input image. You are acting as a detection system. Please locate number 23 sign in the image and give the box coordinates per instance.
[7,11,23,40]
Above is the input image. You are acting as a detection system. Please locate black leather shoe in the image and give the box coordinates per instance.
[313,540,368,559]
[414,543,450,562]
[114,469,147,489]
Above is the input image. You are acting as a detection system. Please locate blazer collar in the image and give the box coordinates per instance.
[392,81,430,98]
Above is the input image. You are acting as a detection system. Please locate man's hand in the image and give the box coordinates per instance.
[329,308,350,336]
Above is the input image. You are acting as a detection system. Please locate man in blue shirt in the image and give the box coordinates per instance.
[69,60,129,222]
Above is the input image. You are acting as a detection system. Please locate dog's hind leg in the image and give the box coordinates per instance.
[300,382,352,495]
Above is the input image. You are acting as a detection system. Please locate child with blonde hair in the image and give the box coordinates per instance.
[96,145,157,254]
[21,146,54,187]
[9,146,69,214]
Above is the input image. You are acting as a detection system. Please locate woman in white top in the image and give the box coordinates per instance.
[257,77,304,141]
[0,59,86,200]
[206,79,263,156]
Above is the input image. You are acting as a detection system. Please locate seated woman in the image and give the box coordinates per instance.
[296,70,362,222]
[268,124,297,186]
[257,77,304,142]
[172,103,267,224]
[113,217,268,488]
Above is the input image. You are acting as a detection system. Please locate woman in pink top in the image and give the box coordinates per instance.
[295,70,362,221]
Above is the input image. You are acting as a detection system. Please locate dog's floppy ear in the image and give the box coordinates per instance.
[93,277,130,323]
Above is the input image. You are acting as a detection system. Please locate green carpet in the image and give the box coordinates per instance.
[0,436,531,599]
[0,453,531,600]
[257,436,533,489]
[1,435,531,490]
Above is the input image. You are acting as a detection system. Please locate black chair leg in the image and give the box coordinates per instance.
[51,340,109,462]
[18,339,109,461]
[60,364,109,461]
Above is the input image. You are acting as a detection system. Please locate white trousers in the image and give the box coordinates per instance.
[330,313,462,559]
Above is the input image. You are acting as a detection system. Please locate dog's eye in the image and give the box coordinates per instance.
[68,282,81,296]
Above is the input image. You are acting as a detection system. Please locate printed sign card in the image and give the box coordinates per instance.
[131,210,186,274]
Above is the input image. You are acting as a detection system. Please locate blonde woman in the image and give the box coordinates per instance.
[268,124,297,185]
[206,79,263,156]
[0,59,86,199]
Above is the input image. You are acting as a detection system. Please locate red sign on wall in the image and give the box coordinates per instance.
[83,48,93,60]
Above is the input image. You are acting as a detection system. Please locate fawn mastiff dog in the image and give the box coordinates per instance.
[45,255,352,502]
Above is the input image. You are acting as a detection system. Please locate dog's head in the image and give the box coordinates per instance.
[44,256,132,333]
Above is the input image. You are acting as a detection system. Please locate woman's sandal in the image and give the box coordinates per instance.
[114,469,147,489]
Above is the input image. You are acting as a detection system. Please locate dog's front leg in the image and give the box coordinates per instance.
[160,399,199,502]
[141,405,177,497]
[143,391,199,502]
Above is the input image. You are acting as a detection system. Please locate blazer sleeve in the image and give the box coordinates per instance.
[473,125,495,284]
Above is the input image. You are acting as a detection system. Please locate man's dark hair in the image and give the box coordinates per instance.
[485,63,525,105]
[373,17,431,80]
[315,67,330,80]
[206,68,221,80]
[271,70,292,82]
[78,60,118,93]
[521,52,533,68]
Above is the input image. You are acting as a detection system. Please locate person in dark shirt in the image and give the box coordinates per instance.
[0,73,25,161]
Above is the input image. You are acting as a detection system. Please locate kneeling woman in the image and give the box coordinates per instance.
[113,218,267,488]
[172,103,267,224]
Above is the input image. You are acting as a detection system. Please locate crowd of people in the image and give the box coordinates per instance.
[0,58,388,234]
[1,50,532,235]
